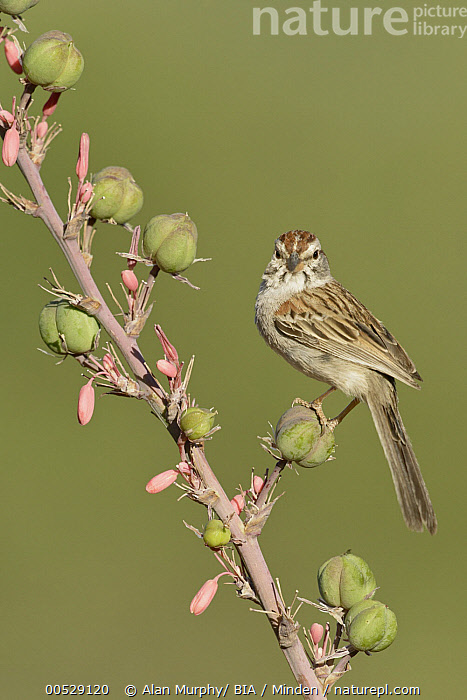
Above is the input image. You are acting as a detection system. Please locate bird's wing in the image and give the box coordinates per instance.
[274,280,422,389]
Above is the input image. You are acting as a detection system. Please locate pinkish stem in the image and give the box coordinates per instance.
[191,447,325,696]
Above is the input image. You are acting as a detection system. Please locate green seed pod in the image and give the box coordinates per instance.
[345,599,397,652]
[0,0,39,15]
[296,426,335,468]
[274,406,321,462]
[203,520,231,548]
[90,166,143,224]
[142,213,198,273]
[317,552,377,610]
[39,300,100,355]
[22,30,84,92]
[180,407,216,441]
[39,299,66,354]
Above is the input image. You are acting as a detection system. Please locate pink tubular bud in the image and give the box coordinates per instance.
[0,109,14,127]
[253,475,265,495]
[36,120,48,139]
[121,269,139,293]
[2,122,19,167]
[190,578,219,616]
[230,494,245,515]
[310,623,324,645]
[42,92,61,117]
[189,572,233,615]
[4,39,22,75]
[145,469,178,494]
[156,359,177,378]
[76,132,90,181]
[77,378,95,426]
[79,181,93,204]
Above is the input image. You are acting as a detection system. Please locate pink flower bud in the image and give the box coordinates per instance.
[2,121,19,167]
[230,494,245,515]
[77,378,95,426]
[145,469,178,494]
[79,181,93,204]
[0,109,14,127]
[4,39,22,75]
[42,92,60,117]
[36,120,48,139]
[76,132,90,181]
[190,578,219,615]
[310,623,324,645]
[177,461,192,475]
[253,475,265,495]
[121,269,139,293]
[156,359,177,378]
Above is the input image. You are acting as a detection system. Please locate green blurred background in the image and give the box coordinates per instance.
[2,1,465,697]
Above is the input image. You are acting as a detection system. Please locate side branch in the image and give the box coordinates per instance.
[15,145,166,412]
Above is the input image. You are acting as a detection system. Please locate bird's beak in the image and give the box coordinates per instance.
[286,252,300,272]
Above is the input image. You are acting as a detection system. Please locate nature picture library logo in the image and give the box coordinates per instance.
[252,1,467,38]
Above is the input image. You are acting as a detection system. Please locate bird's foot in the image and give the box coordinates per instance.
[292,397,313,409]
[293,387,336,431]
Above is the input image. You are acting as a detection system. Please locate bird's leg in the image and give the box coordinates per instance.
[293,387,336,428]
[327,398,360,431]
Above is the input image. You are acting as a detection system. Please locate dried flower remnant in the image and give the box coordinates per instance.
[102,353,121,383]
[154,324,179,364]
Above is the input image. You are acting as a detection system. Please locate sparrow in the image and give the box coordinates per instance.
[255,230,437,534]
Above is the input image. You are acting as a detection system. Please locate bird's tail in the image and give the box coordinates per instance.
[367,386,437,534]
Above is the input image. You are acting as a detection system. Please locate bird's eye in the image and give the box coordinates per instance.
[312,250,320,260]
[275,250,281,259]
